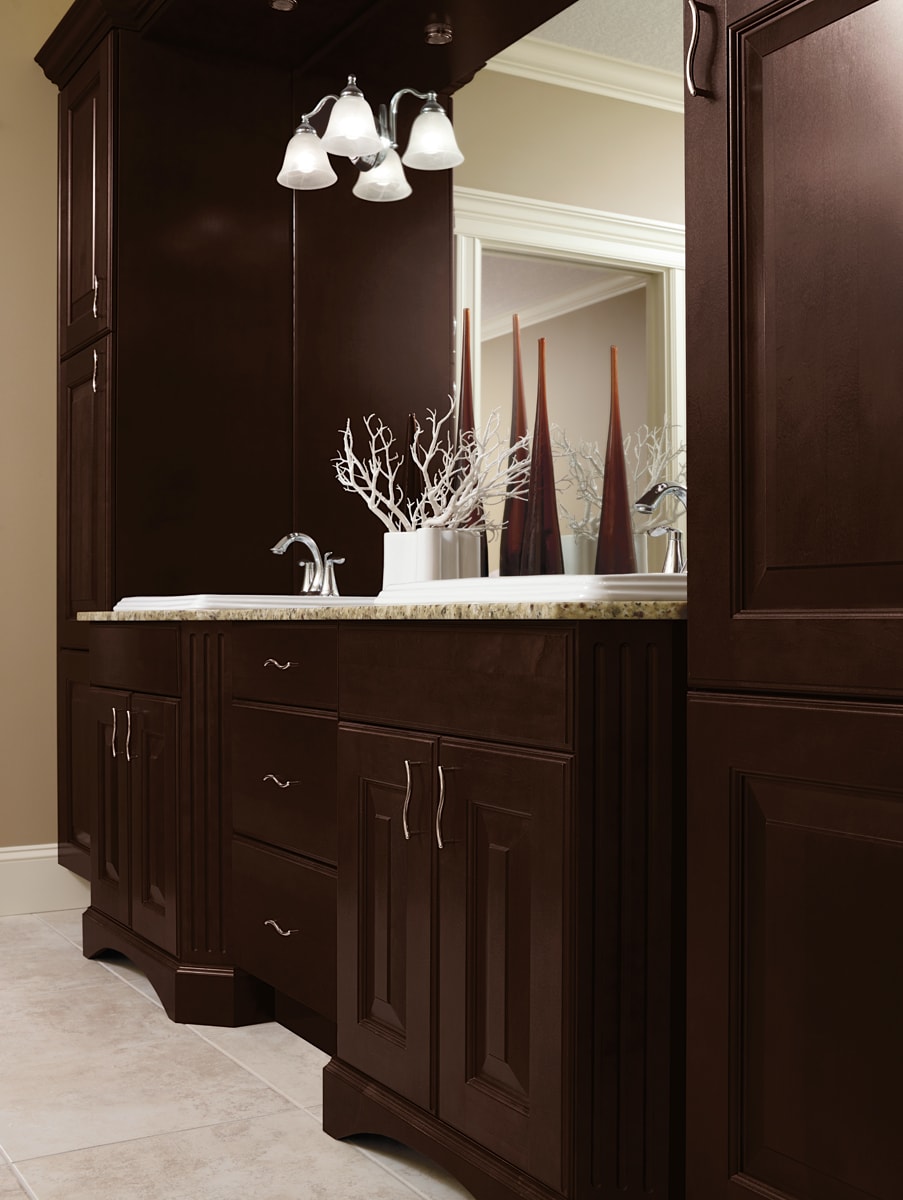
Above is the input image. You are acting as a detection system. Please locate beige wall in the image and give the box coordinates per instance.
[454,70,685,225]
[1,0,73,847]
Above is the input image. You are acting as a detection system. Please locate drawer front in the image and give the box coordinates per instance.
[232,702,337,864]
[231,838,336,1019]
[89,624,179,696]
[339,625,573,749]
[231,625,337,710]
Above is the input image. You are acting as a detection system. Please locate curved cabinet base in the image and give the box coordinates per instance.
[82,907,273,1027]
[323,1059,565,1200]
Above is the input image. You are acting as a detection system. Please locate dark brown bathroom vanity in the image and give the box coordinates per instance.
[78,604,686,1200]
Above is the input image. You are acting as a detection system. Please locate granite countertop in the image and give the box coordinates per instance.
[78,599,686,622]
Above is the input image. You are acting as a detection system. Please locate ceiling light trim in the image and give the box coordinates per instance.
[485,38,684,113]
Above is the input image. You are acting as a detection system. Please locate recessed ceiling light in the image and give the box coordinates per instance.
[269,0,297,11]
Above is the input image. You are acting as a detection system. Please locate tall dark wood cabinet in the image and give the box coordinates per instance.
[685,1,903,1197]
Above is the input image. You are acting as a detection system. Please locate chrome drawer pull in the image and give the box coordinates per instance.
[403,759,413,840]
[125,709,132,762]
[110,707,117,759]
[686,0,700,98]
[263,919,298,937]
[262,774,300,789]
[436,765,447,850]
[263,658,298,670]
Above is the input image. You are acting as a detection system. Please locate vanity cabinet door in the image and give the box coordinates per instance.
[336,724,435,1110]
[128,694,179,957]
[436,739,571,1193]
[89,687,130,928]
[88,686,179,957]
[59,37,113,356]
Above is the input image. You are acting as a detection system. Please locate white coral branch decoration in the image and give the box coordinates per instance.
[334,399,531,536]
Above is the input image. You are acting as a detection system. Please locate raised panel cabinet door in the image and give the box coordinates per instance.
[436,739,571,1193]
[128,694,179,957]
[58,338,112,649]
[59,36,113,355]
[58,649,91,878]
[336,725,434,1110]
[88,686,130,927]
[687,693,903,1200]
[687,0,903,696]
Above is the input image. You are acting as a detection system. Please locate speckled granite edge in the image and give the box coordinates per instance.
[78,599,686,622]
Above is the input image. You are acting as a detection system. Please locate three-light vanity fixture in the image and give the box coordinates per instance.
[276,75,463,202]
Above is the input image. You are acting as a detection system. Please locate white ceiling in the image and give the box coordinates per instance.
[532,0,684,75]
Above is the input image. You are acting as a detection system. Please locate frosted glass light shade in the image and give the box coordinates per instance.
[276,126,337,189]
[401,106,463,170]
[352,148,412,202]
[321,91,382,158]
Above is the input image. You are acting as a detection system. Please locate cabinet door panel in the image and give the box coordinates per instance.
[89,688,129,926]
[58,649,91,877]
[129,694,179,956]
[59,38,112,355]
[437,739,570,1192]
[337,725,434,1109]
[59,340,112,647]
[688,0,903,695]
[687,693,903,1200]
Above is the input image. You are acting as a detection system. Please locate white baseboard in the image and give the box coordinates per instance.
[0,844,90,916]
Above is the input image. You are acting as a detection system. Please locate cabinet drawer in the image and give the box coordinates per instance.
[339,625,573,749]
[232,702,336,864]
[89,624,179,695]
[231,625,337,710]
[231,838,336,1019]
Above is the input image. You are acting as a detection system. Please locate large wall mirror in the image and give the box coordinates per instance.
[452,0,686,569]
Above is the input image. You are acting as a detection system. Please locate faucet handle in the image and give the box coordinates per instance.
[321,553,345,597]
[648,525,685,574]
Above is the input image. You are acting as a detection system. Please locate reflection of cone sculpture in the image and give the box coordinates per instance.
[595,345,637,575]
[457,308,488,576]
[499,314,529,576]
[520,338,563,575]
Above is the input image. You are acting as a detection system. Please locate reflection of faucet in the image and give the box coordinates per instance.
[635,483,687,574]
[270,532,324,594]
[634,481,687,514]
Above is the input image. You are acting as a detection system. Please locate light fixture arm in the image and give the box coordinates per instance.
[299,93,339,128]
[385,87,438,150]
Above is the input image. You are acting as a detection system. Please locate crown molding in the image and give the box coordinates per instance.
[35,0,168,86]
[455,188,685,271]
[482,272,645,341]
[485,38,684,114]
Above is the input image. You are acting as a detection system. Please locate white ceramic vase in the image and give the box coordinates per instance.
[382,528,481,590]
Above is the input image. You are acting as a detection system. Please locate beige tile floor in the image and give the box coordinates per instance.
[0,911,474,1200]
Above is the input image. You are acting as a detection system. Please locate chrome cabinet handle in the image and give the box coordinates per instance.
[263,658,298,670]
[92,348,98,394]
[262,773,300,789]
[110,707,117,759]
[263,919,298,937]
[686,0,701,97]
[436,765,446,850]
[125,709,132,762]
[92,274,99,318]
[403,759,413,840]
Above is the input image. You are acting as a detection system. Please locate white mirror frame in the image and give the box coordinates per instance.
[454,185,686,452]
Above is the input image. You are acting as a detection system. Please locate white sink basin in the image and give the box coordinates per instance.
[376,573,687,604]
[113,594,376,612]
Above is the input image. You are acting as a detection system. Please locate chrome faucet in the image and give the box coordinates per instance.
[634,481,687,514]
[635,482,687,574]
[270,532,324,594]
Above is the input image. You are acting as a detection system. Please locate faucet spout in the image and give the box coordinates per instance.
[270,532,324,594]
[634,481,687,514]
